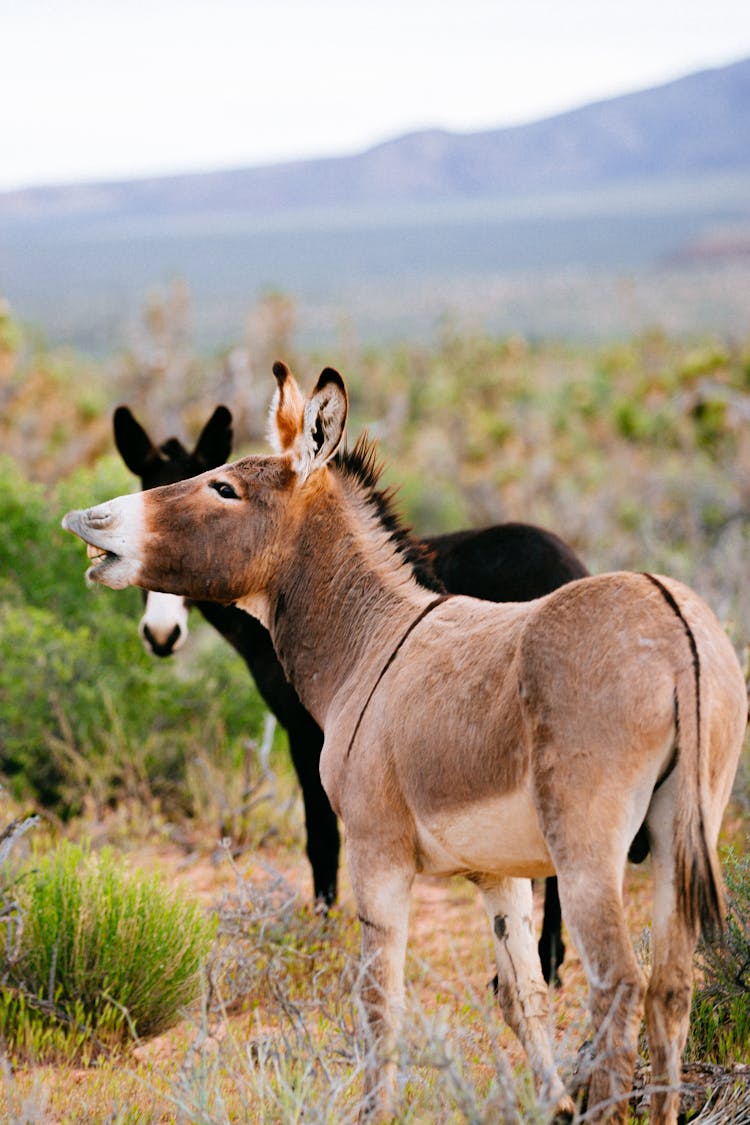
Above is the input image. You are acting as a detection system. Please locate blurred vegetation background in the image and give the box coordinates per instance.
[1,284,748,1118]
[1,287,748,826]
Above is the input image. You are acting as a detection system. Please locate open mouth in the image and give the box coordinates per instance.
[85,541,120,579]
[63,502,142,590]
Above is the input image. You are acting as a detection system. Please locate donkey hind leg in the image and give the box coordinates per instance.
[348,854,413,1123]
[556,868,647,1125]
[479,877,574,1116]
[644,786,701,1125]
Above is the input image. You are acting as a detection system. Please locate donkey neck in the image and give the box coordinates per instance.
[266,476,435,727]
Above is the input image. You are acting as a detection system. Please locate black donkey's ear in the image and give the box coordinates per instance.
[193,405,233,469]
[113,405,159,476]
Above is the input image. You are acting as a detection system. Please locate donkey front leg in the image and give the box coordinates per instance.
[478,876,574,1117]
[348,846,414,1122]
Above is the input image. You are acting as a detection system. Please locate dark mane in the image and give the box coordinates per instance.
[334,434,444,592]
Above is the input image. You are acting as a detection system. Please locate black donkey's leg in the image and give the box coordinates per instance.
[538,876,566,986]
[285,715,340,907]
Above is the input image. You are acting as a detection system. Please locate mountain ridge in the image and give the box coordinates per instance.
[2,56,748,223]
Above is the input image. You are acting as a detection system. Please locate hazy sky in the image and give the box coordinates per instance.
[2,0,749,191]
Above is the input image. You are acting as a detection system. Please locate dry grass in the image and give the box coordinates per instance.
[1,818,746,1124]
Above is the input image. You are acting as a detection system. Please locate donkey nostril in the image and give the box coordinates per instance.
[165,625,181,651]
[142,623,181,658]
[142,624,157,652]
[87,505,116,528]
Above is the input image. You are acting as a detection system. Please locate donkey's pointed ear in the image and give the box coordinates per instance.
[297,368,348,480]
[194,405,233,469]
[268,361,306,453]
[113,405,158,476]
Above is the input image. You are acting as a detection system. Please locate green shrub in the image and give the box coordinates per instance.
[687,850,750,1065]
[690,394,730,451]
[0,596,268,816]
[1,841,216,1061]
[0,453,136,626]
[0,455,268,815]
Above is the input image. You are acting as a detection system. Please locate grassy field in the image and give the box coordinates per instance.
[0,295,748,1121]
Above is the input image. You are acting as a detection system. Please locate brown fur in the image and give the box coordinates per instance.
[63,365,748,1125]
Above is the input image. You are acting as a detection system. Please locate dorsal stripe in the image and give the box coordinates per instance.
[641,572,701,753]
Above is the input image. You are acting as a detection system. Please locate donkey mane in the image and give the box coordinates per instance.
[333,432,443,593]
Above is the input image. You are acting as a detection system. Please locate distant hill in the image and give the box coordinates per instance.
[1,57,750,352]
[1,56,749,222]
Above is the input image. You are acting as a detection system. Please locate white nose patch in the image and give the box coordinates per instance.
[139,592,189,653]
[62,491,146,590]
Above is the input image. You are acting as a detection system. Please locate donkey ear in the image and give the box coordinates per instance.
[193,405,233,469]
[268,361,306,454]
[113,406,158,476]
[297,367,348,480]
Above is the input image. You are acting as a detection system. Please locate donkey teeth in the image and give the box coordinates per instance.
[86,544,109,562]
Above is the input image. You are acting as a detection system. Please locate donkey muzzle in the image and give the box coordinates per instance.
[62,494,145,590]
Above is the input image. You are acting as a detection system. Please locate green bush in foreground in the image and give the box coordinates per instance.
[687,849,750,1065]
[1,841,216,1061]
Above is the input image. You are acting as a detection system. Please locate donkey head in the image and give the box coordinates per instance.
[113,404,233,655]
[65,366,348,621]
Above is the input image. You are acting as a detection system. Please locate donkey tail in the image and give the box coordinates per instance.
[672,664,726,942]
[644,574,726,942]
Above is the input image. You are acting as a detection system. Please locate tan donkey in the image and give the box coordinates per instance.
[63,365,747,1123]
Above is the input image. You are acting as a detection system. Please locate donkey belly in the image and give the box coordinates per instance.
[414,791,554,879]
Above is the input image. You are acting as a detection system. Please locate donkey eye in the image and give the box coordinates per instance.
[210,480,239,500]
